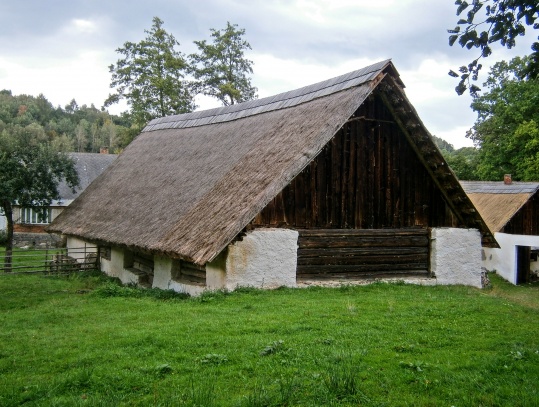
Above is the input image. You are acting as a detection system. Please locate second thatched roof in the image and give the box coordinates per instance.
[461,181,539,233]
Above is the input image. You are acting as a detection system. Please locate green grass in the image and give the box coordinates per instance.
[0,246,62,273]
[1,273,538,406]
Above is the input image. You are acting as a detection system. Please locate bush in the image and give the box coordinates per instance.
[0,229,7,246]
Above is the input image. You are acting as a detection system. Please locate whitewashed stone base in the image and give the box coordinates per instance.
[430,228,482,288]
[223,229,298,290]
[69,228,298,296]
[66,227,483,295]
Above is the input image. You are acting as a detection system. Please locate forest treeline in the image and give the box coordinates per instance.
[0,90,135,154]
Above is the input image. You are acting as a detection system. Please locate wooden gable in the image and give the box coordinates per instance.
[502,192,539,235]
[251,91,460,230]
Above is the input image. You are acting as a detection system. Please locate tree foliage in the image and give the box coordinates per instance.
[445,147,481,180]
[0,90,132,153]
[190,22,257,106]
[467,56,539,180]
[105,17,195,129]
[433,135,481,180]
[448,0,539,95]
[0,120,79,271]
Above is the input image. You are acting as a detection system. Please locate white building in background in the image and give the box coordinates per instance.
[12,152,117,247]
[0,208,6,230]
[461,179,539,284]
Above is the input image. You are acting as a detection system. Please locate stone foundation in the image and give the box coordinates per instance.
[14,232,62,248]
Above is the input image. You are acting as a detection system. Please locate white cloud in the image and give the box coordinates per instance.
[0,50,123,112]
[70,19,99,34]
[251,53,380,96]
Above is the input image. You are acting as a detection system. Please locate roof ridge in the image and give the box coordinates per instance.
[143,59,393,132]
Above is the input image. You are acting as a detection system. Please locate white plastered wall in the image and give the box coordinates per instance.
[101,247,139,285]
[152,255,205,296]
[224,228,298,290]
[483,232,539,284]
[66,236,98,262]
[430,228,482,288]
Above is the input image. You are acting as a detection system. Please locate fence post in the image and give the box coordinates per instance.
[45,245,49,274]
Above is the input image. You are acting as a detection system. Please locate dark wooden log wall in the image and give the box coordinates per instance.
[251,93,459,229]
[502,192,539,235]
[174,260,206,286]
[297,229,430,279]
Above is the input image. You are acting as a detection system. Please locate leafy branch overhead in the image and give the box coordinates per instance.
[447,0,539,96]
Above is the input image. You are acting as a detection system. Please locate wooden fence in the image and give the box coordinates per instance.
[0,246,99,274]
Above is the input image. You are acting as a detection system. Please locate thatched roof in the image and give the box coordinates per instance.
[461,181,539,232]
[58,153,117,200]
[48,60,496,264]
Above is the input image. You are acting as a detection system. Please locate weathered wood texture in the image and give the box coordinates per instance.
[502,193,539,235]
[176,261,206,286]
[251,93,459,229]
[297,229,430,279]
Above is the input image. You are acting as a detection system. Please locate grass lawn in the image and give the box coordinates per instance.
[0,272,538,406]
[0,246,63,273]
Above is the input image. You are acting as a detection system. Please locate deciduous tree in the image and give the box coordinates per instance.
[104,17,195,128]
[0,122,79,272]
[190,22,257,106]
[467,56,539,180]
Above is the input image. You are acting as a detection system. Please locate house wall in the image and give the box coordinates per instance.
[67,229,298,295]
[13,205,67,247]
[152,255,205,296]
[430,228,482,288]
[66,236,98,262]
[483,232,539,284]
[68,226,481,293]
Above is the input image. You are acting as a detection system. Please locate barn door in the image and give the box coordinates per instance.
[296,228,430,280]
[516,245,531,284]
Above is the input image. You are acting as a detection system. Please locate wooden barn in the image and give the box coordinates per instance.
[48,60,495,294]
[461,179,539,284]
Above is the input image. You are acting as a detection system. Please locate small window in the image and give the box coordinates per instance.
[99,246,111,261]
[21,207,52,224]
[171,260,206,286]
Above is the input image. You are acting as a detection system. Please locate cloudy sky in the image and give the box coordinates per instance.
[0,0,535,148]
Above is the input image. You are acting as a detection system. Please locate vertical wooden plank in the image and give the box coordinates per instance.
[308,160,317,227]
[392,121,401,228]
[330,131,341,227]
[355,119,365,228]
[283,178,295,226]
[295,168,306,228]
[316,144,328,227]
[384,123,392,227]
[274,192,286,226]
[340,123,350,227]
[369,124,375,229]
[347,121,357,228]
